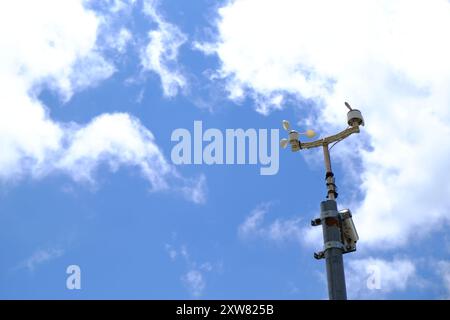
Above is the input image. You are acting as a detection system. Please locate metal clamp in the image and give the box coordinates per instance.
[324,241,344,251]
[320,209,339,219]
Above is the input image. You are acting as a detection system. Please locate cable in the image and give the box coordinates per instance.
[329,126,351,150]
[329,138,343,150]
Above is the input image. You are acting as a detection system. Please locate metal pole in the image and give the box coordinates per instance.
[321,144,347,300]
[323,144,332,172]
[323,144,336,200]
[320,200,347,300]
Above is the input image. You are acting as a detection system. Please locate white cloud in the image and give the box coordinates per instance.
[141,0,187,97]
[57,52,116,102]
[0,0,206,203]
[0,80,63,180]
[57,113,172,188]
[238,203,303,243]
[0,0,115,101]
[346,257,416,299]
[179,174,208,205]
[164,244,178,260]
[21,248,64,272]
[238,203,269,237]
[182,269,206,297]
[105,0,137,13]
[105,28,132,54]
[165,243,214,297]
[0,0,110,180]
[203,0,450,249]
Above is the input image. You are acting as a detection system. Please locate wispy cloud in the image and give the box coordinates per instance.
[165,243,178,261]
[182,270,206,298]
[105,27,132,54]
[141,0,187,97]
[179,174,207,205]
[20,248,64,272]
[238,202,303,244]
[164,243,216,297]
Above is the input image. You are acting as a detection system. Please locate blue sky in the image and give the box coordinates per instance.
[0,0,449,299]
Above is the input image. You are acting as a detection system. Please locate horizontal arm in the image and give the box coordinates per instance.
[299,126,360,150]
